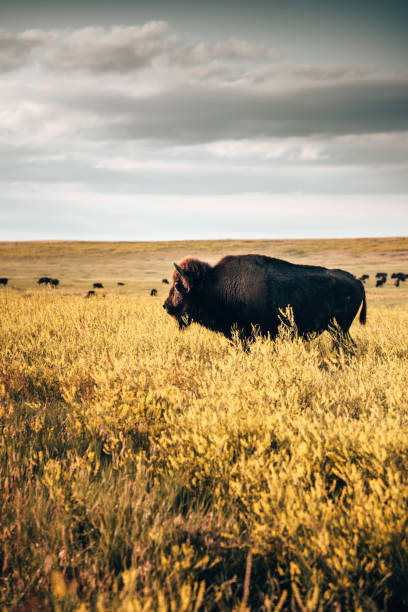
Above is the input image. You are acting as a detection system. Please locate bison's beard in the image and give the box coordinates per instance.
[173,312,191,330]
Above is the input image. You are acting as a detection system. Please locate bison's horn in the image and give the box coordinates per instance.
[173,262,188,278]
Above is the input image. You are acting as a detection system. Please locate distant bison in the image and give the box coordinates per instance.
[85,290,96,298]
[360,274,369,280]
[162,278,169,284]
[0,277,8,286]
[38,277,59,287]
[163,254,367,345]
[376,278,386,287]
[93,283,104,289]
[150,288,158,296]
[117,282,125,286]
[375,272,387,279]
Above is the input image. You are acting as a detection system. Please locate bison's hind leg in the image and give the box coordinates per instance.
[329,320,357,354]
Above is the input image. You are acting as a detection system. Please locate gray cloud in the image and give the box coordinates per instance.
[0,22,407,241]
[58,77,408,143]
[44,22,170,73]
[0,29,54,72]
[1,133,407,196]
[42,23,278,75]
[3,25,407,145]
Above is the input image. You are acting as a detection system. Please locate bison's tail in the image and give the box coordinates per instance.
[359,286,367,325]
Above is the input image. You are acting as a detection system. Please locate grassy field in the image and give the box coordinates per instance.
[1,238,408,611]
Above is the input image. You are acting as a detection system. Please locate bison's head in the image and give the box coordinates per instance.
[163,258,210,329]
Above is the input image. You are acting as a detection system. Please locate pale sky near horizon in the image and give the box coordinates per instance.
[0,0,407,240]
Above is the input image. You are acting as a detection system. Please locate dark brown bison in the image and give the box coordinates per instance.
[50,278,59,287]
[93,282,104,289]
[85,290,96,298]
[162,278,169,284]
[376,278,386,287]
[38,276,52,285]
[150,288,158,296]
[163,255,366,344]
[117,282,125,286]
[0,277,8,286]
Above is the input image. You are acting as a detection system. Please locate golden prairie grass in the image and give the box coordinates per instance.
[1,236,407,259]
[1,288,408,610]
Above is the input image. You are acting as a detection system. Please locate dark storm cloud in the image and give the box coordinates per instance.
[0,29,54,72]
[0,17,407,242]
[62,77,408,143]
[2,25,407,143]
[2,0,407,68]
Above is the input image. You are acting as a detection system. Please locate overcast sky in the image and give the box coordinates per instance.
[1,0,407,240]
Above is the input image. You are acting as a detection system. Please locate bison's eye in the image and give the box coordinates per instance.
[175,280,185,292]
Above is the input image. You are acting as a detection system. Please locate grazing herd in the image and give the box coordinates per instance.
[357,272,408,287]
[0,276,128,297]
[0,276,175,297]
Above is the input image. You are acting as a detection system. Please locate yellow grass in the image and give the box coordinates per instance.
[1,236,407,259]
[1,271,408,609]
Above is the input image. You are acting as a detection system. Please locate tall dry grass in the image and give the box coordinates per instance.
[1,290,408,610]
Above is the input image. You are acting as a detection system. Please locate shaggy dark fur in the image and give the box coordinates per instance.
[163,254,367,343]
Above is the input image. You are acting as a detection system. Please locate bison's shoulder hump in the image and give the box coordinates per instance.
[216,254,286,268]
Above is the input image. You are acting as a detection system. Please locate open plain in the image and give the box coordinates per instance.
[1,238,408,611]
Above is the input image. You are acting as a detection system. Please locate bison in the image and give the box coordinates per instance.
[163,255,366,345]
[50,278,59,287]
[358,274,369,282]
[0,277,8,286]
[93,282,104,289]
[150,288,158,296]
[376,278,386,287]
[37,277,52,285]
[162,278,169,284]
[117,282,125,286]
